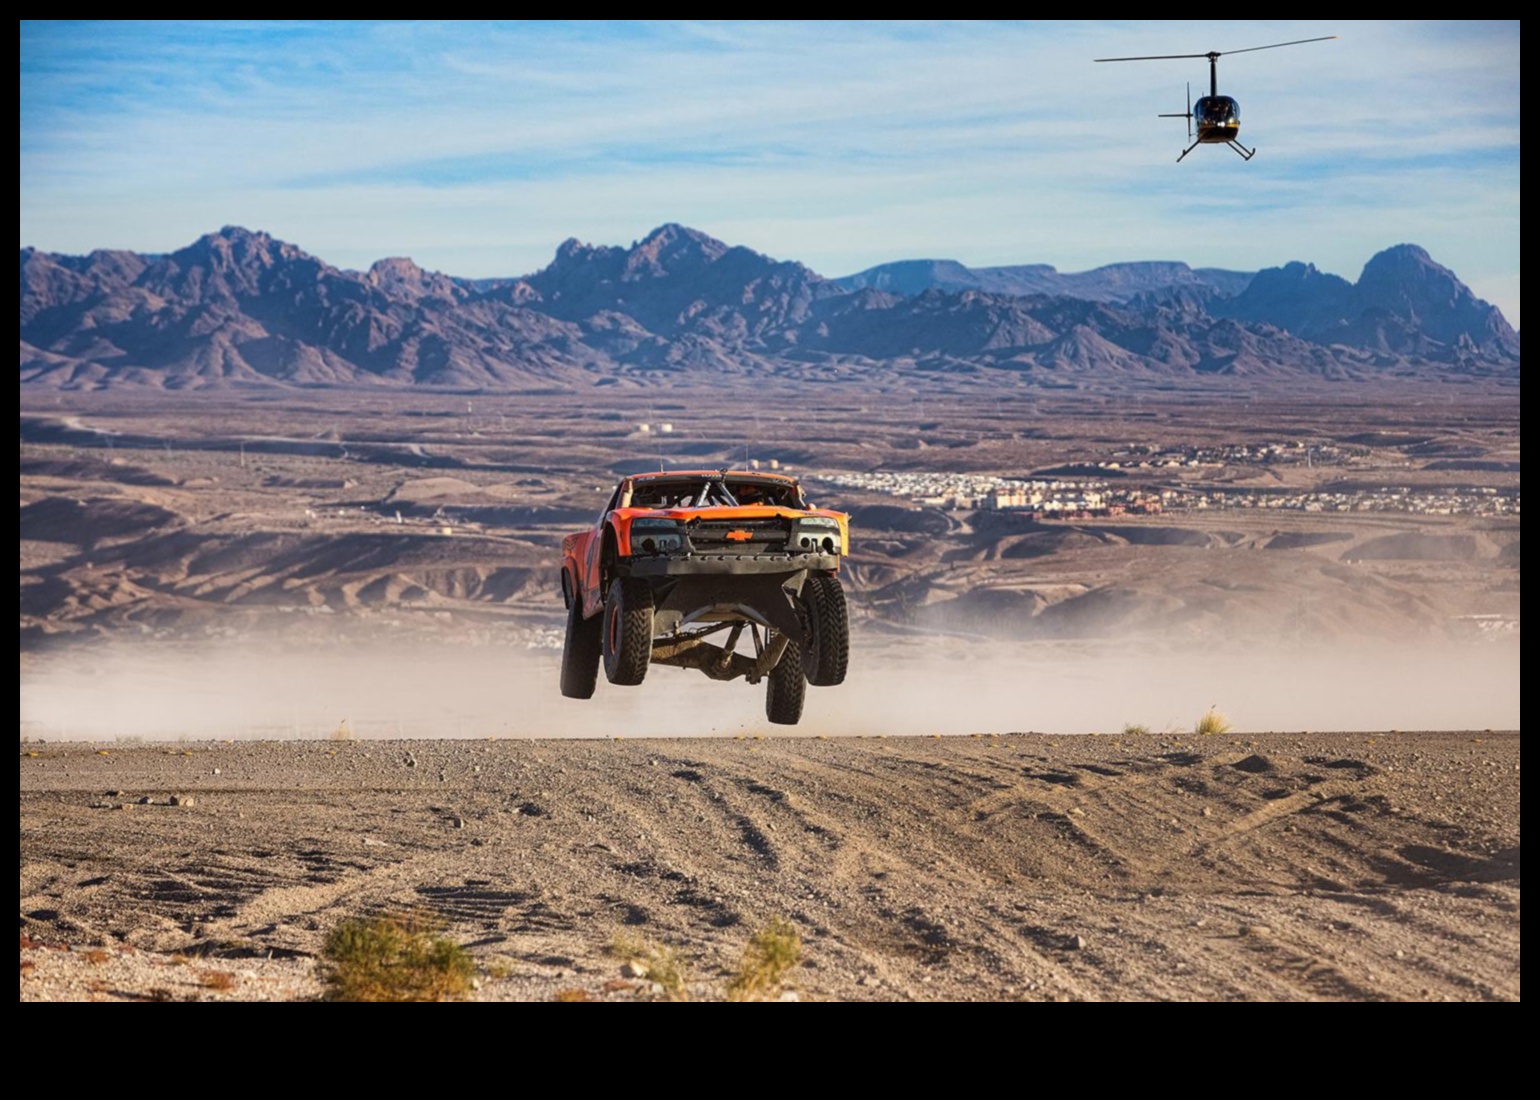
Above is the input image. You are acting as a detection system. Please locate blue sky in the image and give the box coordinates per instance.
[19,20,1520,327]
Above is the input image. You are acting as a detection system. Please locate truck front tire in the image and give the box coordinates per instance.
[800,574,850,687]
[603,577,654,686]
[560,597,602,699]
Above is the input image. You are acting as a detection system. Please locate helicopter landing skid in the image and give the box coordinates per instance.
[1175,138,1256,162]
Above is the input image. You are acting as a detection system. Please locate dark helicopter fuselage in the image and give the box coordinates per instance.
[1193,95,1240,142]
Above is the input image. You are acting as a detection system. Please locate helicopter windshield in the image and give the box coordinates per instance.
[1195,96,1239,125]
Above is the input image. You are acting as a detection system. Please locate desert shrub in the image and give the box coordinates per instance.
[1122,723,1151,736]
[609,931,690,1001]
[727,917,801,1001]
[320,913,474,1002]
[1194,707,1233,736]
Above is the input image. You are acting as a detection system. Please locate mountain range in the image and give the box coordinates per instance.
[18,224,1519,391]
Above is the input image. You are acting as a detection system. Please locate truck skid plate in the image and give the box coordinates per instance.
[653,572,805,643]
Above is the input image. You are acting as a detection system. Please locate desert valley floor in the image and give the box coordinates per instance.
[19,383,1519,999]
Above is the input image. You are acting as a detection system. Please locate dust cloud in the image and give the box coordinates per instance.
[19,634,1520,742]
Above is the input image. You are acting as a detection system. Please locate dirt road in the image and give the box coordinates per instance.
[20,730,1519,1001]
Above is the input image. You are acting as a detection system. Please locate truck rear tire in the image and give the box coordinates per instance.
[603,577,654,686]
[800,574,849,687]
[560,597,602,699]
[766,637,806,725]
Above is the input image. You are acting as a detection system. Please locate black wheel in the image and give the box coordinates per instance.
[800,574,850,687]
[766,636,806,725]
[559,595,602,700]
[602,577,654,686]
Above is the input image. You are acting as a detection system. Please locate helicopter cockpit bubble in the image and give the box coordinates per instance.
[1196,96,1239,126]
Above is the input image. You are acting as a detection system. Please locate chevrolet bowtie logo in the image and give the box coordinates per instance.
[724,529,754,542]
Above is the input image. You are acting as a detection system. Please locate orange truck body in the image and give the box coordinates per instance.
[561,470,848,623]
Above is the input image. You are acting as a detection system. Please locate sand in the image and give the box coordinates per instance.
[20,729,1519,1001]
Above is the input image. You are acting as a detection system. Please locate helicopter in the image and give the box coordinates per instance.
[1096,36,1337,162]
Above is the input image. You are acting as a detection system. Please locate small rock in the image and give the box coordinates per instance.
[1201,807,1213,817]
[138,795,154,805]
[212,768,221,776]
[1067,934,1087,950]
[1241,924,1272,938]
[777,990,800,1002]
[621,960,649,979]
[1395,949,1405,959]
[451,816,465,829]
[170,795,195,808]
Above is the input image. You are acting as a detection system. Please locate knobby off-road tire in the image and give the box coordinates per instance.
[800,573,850,687]
[560,596,602,699]
[766,636,806,725]
[603,577,654,686]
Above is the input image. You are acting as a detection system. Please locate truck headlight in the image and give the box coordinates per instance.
[631,518,684,555]
[793,516,842,554]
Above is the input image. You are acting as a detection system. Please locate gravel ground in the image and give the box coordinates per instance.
[20,730,1519,1001]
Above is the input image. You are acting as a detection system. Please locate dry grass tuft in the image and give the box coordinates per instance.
[319,913,474,1002]
[553,987,591,1002]
[200,969,238,992]
[1122,723,1152,736]
[1194,707,1233,736]
[727,917,801,1001]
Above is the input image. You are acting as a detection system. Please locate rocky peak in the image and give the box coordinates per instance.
[1357,244,1471,314]
[155,226,328,301]
[621,223,731,280]
[1355,244,1517,351]
[365,256,462,303]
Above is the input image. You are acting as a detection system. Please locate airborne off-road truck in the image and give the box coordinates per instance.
[558,470,850,725]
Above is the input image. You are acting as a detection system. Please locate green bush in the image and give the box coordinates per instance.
[728,917,801,1001]
[320,914,474,1002]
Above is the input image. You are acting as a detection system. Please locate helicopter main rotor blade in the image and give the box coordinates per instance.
[1095,35,1336,63]
[1095,53,1209,62]
[1220,35,1338,56]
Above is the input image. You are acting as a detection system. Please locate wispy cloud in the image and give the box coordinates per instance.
[19,19,1520,326]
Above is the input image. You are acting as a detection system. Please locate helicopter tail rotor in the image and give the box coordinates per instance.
[1158,82,1193,140]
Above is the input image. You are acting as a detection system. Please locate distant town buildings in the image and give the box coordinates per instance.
[810,437,1518,520]
[813,471,1155,517]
